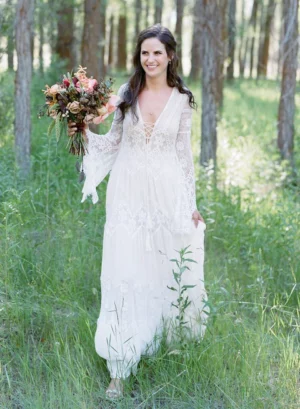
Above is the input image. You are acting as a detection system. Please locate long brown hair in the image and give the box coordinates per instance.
[118,24,197,122]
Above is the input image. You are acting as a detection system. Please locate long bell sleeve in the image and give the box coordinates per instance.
[81,84,126,204]
[175,97,197,216]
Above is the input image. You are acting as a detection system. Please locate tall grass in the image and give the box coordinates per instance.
[0,71,299,408]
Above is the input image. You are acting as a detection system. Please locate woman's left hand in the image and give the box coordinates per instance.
[192,210,204,227]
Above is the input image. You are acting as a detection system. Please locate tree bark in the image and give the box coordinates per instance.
[175,0,185,71]
[238,0,246,77]
[190,0,204,81]
[145,0,150,27]
[108,14,114,69]
[30,0,35,71]
[15,0,34,177]
[277,0,299,163]
[249,0,259,78]
[216,0,227,107]
[117,6,127,71]
[256,0,266,78]
[82,0,101,79]
[38,2,44,75]
[154,0,163,24]
[226,0,236,80]
[56,1,75,72]
[6,0,15,70]
[277,1,284,80]
[7,30,14,71]
[200,0,219,169]
[99,0,107,78]
[257,0,276,77]
[135,0,142,37]
[48,0,56,57]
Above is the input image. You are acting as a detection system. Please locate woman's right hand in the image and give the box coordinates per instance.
[67,121,89,141]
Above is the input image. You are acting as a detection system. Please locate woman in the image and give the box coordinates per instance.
[68,24,208,399]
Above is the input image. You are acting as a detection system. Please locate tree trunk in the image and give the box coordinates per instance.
[216,0,227,107]
[135,0,142,37]
[249,0,259,78]
[154,0,163,24]
[175,0,185,71]
[117,7,127,71]
[256,0,266,78]
[38,2,44,75]
[30,0,35,71]
[145,0,150,27]
[56,1,75,72]
[200,0,219,169]
[227,0,236,80]
[277,1,284,80]
[277,0,299,163]
[6,0,15,70]
[108,14,114,69]
[257,0,276,77]
[48,0,56,57]
[238,0,246,77]
[99,0,107,78]
[7,31,14,70]
[82,0,101,79]
[190,0,204,81]
[15,0,34,177]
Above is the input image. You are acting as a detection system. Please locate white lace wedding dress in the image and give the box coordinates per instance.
[81,84,209,379]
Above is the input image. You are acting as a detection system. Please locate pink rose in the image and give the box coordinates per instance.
[49,84,61,94]
[76,78,98,93]
[87,78,98,92]
[93,95,120,124]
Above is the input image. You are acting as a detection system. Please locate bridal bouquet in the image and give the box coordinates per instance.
[40,66,119,156]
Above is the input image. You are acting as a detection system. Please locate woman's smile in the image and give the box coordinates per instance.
[140,37,170,77]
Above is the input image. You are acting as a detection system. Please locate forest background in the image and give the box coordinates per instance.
[0,0,299,408]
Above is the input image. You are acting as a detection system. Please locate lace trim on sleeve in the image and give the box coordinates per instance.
[175,99,197,215]
[81,84,126,204]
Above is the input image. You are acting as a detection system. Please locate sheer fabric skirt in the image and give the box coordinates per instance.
[94,220,208,379]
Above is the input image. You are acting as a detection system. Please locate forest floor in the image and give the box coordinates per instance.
[0,71,299,409]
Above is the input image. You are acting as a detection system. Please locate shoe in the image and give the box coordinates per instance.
[105,388,123,400]
[105,378,124,400]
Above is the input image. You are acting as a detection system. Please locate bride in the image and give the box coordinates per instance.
[68,24,208,399]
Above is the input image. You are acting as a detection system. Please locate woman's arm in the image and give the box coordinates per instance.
[80,83,127,204]
[175,98,204,226]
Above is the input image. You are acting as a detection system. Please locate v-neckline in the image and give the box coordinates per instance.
[137,87,175,128]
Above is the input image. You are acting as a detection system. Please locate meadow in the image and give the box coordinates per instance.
[0,69,299,408]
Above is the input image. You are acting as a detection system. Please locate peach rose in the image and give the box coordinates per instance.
[87,78,98,92]
[85,114,96,123]
[93,95,120,124]
[67,101,82,114]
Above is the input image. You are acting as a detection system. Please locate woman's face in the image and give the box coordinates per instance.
[140,37,171,79]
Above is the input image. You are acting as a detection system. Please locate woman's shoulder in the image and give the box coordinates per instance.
[174,86,191,107]
[117,83,129,98]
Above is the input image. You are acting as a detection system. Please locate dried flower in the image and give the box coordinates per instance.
[67,101,82,114]
[85,114,96,123]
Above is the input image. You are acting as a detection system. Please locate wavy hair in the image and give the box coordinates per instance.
[118,24,196,121]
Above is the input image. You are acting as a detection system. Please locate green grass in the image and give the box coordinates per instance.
[0,70,299,409]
